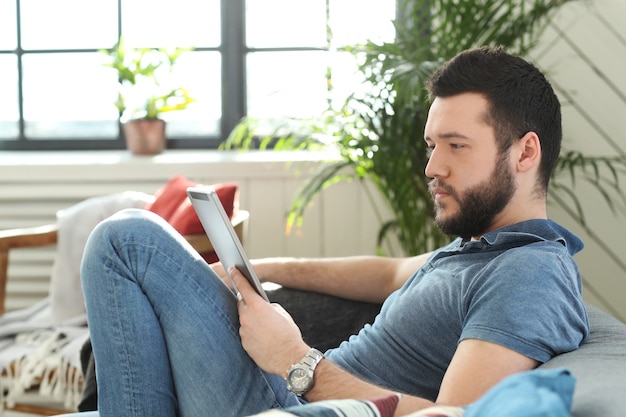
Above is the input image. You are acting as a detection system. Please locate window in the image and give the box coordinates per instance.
[0,0,395,151]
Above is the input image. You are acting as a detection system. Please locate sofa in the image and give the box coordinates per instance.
[78,287,626,416]
[539,303,626,416]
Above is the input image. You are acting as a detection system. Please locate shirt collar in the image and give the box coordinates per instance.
[456,219,584,256]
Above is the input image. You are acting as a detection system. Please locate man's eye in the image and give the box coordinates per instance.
[451,143,464,149]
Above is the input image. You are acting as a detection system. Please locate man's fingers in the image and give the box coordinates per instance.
[229,267,258,303]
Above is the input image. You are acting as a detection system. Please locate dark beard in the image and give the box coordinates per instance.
[430,153,515,240]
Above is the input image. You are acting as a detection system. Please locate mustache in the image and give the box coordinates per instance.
[428,179,457,199]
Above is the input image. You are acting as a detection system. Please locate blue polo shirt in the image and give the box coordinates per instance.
[325,219,589,401]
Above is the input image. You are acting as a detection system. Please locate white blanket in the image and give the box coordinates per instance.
[0,191,154,409]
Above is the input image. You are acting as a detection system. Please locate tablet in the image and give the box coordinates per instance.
[186,187,269,302]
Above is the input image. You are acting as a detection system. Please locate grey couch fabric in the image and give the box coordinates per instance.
[540,303,626,417]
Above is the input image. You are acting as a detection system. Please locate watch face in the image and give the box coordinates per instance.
[288,367,311,391]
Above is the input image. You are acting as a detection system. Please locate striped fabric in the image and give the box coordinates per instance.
[250,394,400,417]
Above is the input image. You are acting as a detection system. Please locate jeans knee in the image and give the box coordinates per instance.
[81,209,171,290]
[82,209,164,269]
[93,208,165,241]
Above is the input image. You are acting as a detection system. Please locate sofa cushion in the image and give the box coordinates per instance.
[539,303,626,417]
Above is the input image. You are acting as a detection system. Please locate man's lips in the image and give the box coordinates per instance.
[430,186,450,200]
[429,180,455,203]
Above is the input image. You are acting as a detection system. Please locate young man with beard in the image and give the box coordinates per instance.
[75,46,589,417]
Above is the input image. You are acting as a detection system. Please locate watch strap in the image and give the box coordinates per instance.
[300,348,324,369]
[285,348,324,395]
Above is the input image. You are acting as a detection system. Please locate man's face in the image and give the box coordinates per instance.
[424,93,516,239]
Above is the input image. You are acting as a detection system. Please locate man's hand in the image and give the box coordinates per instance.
[230,267,310,376]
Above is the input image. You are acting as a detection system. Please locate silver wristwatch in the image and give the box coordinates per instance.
[285,348,324,396]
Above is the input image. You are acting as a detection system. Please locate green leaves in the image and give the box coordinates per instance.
[146,88,196,119]
[101,38,196,121]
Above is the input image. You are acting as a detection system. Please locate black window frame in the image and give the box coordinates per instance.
[2,0,246,151]
[1,0,391,152]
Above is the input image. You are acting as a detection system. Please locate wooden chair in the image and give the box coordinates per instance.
[0,210,249,415]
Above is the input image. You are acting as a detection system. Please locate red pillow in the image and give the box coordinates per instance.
[147,174,238,235]
[146,175,196,220]
[168,184,238,235]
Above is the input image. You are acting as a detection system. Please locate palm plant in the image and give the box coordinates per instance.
[224,0,626,256]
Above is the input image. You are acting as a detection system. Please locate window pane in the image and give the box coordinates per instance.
[21,0,118,50]
[22,53,119,139]
[247,51,329,119]
[330,0,396,46]
[0,1,17,50]
[328,51,366,109]
[161,51,222,138]
[0,55,19,140]
[122,0,220,48]
[246,0,326,48]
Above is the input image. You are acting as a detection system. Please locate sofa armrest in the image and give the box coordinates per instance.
[0,224,59,249]
[0,224,58,315]
[184,210,249,253]
[540,303,626,417]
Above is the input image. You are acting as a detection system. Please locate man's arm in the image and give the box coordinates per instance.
[233,268,539,416]
[214,253,431,304]
[305,339,538,416]
[303,359,436,415]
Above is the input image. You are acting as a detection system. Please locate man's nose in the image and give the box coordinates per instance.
[424,147,447,179]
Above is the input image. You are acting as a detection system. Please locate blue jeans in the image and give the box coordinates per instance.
[76,209,301,417]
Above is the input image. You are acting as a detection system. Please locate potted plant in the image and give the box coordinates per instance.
[101,38,196,155]
[224,0,626,256]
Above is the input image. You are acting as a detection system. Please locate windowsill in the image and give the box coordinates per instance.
[0,149,339,167]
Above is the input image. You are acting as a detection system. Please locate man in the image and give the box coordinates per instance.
[76,46,588,417]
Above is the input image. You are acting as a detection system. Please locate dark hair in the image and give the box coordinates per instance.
[426,46,561,192]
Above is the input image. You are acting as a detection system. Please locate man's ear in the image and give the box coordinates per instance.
[515,131,541,173]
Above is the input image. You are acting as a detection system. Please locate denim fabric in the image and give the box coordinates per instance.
[79,209,301,417]
[76,288,381,412]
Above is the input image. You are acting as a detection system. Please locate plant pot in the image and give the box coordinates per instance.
[122,119,166,155]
